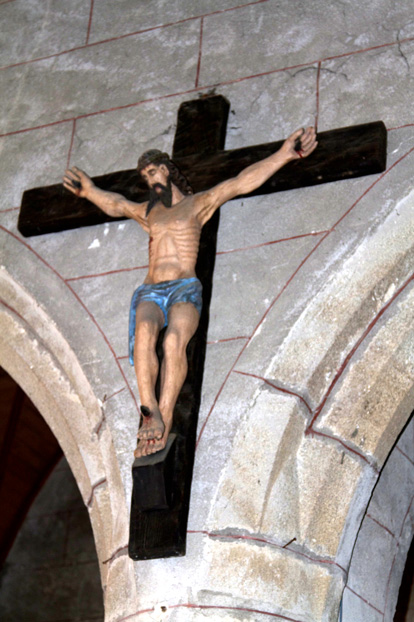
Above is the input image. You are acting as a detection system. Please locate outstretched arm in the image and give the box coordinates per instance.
[196,127,317,225]
[63,167,149,230]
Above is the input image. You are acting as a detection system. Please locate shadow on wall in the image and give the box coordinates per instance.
[0,368,104,622]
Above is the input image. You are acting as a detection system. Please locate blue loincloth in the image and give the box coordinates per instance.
[128,277,203,365]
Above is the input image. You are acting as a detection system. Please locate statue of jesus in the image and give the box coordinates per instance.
[63,127,317,458]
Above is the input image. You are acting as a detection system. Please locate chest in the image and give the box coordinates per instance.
[148,203,200,237]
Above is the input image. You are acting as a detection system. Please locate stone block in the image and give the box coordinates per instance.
[206,390,306,533]
[199,0,414,85]
[0,0,89,67]
[347,517,397,613]
[341,587,383,622]
[261,434,363,559]
[0,20,199,135]
[201,538,343,622]
[367,442,414,537]
[208,233,318,342]
[189,373,262,529]
[319,42,414,131]
[318,286,414,466]
[88,0,244,43]
[0,124,72,209]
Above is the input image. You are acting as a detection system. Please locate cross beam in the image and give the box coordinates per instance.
[17,97,386,237]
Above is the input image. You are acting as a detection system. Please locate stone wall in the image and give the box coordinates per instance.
[0,1,413,620]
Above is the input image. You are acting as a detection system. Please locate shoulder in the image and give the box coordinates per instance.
[120,198,150,232]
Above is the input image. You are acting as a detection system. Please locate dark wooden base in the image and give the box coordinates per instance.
[131,434,177,511]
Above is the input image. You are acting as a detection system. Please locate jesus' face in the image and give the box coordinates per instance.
[140,163,173,209]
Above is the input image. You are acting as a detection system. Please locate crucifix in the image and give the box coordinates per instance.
[18,96,387,560]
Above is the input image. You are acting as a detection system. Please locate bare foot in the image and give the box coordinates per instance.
[134,417,172,458]
[137,405,164,440]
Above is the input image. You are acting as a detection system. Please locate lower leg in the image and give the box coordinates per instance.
[133,302,164,442]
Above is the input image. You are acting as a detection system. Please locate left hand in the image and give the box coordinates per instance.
[282,126,318,161]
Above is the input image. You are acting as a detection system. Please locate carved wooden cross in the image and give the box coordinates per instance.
[18,97,387,561]
[18,96,386,237]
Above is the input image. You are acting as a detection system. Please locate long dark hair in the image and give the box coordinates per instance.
[137,149,193,196]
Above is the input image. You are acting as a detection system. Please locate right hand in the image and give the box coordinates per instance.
[63,166,94,198]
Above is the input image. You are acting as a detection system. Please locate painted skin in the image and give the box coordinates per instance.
[63,127,317,457]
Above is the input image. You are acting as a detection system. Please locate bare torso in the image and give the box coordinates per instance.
[143,194,202,284]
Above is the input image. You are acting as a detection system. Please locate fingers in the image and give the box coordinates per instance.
[293,126,317,158]
[63,166,83,194]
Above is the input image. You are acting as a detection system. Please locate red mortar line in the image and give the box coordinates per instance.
[0,0,16,4]
[118,603,303,622]
[188,529,346,574]
[307,146,414,430]
[307,269,414,435]
[65,264,148,282]
[0,297,26,324]
[65,233,325,283]
[85,0,95,45]
[195,17,204,88]
[387,123,414,131]
[396,445,414,466]
[103,386,126,402]
[234,370,312,413]
[322,37,414,63]
[0,0,269,73]
[308,429,372,466]
[207,335,249,344]
[102,543,128,565]
[217,231,328,256]
[86,477,107,507]
[366,514,397,540]
[345,586,384,616]
[329,145,414,233]
[196,232,329,448]
[0,206,19,212]
[0,223,140,413]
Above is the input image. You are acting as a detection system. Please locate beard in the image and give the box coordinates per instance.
[147,176,173,214]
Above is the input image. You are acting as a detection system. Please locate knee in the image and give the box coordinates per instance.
[135,319,159,347]
[163,329,186,359]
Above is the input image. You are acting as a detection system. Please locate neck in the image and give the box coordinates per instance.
[171,184,185,206]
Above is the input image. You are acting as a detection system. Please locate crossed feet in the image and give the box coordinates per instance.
[134,405,171,458]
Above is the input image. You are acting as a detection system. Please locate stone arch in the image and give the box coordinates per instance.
[0,233,137,620]
[197,189,414,620]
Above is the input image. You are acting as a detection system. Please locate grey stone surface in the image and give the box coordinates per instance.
[219,67,318,149]
[88,0,247,43]
[341,587,383,622]
[0,20,200,135]
[0,0,89,67]
[189,372,262,529]
[347,517,397,612]
[199,0,414,85]
[318,41,414,131]
[0,123,72,209]
[197,338,248,433]
[208,233,319,341]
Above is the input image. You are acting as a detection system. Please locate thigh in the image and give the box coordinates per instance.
[135,300,165,335]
